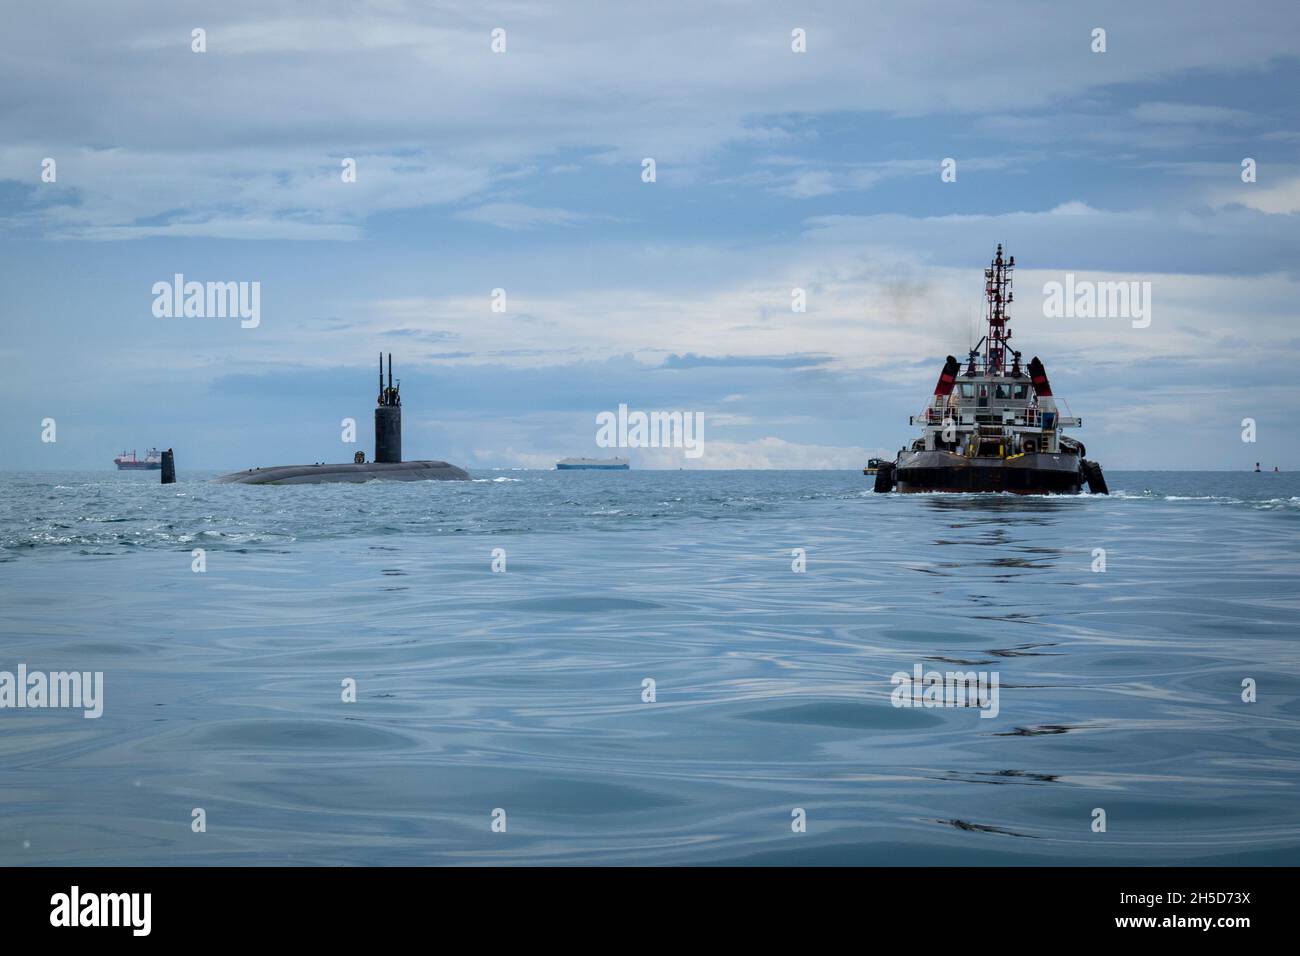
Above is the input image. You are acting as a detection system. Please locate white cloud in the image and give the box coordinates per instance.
[1213,176,1300,215]
[776,170,837,199]
[3,1,1297,236]
[637,437,872,470]
[1048,201,1100,216]
[0,147,493,240]
[1132,102,1254,125]
[315,204,1300,378]
[455,202,602,230]
[476,447,558,469]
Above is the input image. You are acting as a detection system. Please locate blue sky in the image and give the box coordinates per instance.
[2,0,1299,470]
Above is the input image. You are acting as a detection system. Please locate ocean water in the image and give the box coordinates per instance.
[1,469,1298,866]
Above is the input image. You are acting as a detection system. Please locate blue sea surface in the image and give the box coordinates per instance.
[1,469,1298,865]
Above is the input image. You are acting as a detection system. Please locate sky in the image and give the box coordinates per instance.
[2,0,1299,471]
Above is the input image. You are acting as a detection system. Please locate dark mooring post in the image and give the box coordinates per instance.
[374,353,402,463]
[161,448,176,484]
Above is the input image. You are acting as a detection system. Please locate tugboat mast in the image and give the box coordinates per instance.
[983,243,1014,375]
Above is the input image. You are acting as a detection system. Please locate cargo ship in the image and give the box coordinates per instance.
[874,246,1107,495]
[556,457,629,470]
[114,448,163,470]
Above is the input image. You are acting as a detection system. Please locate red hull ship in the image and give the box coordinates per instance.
[114,448,163,470]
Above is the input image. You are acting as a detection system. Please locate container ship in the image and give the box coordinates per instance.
[114,448,163,470]
[874,245,1107,495]
[556,457,629,470]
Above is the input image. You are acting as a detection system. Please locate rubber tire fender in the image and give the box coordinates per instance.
[1081,459,1109,495]
[874,461,896,493]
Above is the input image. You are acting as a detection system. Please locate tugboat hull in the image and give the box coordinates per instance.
[894,450,1084,494]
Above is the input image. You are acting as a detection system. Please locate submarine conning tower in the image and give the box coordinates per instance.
[375,352,401,463]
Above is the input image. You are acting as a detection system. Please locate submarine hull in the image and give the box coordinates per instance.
[214,460,469,485]
[893,450,1084,494]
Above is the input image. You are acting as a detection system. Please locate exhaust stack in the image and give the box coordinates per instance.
[933,355,961,396]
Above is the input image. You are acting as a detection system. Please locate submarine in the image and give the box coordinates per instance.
[874,246,1108,495]
[214,354,469,484]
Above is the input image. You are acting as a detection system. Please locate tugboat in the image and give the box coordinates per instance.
[874,245,1107,495]
[863,457,887,476]
[114,448,163,470]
